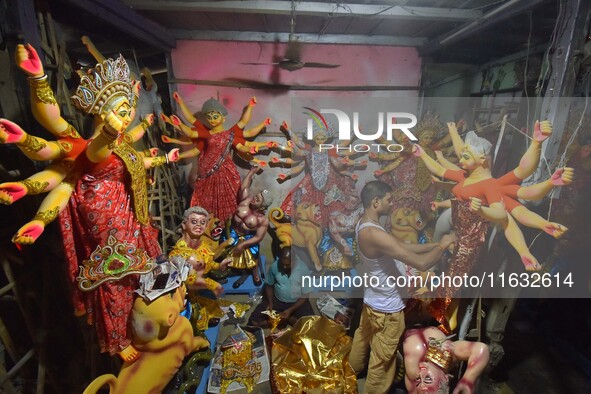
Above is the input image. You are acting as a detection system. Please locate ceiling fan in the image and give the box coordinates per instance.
[240,1,340,72]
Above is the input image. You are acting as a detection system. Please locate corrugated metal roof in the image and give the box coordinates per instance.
[44,0,560,69]
[119,0,558,65]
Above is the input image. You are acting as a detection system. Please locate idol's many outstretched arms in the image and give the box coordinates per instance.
[516,167,573,200]
[281,121,306,151]
[161,135,194,146]
[143,148,180,169]
[15,44,70,137]
[237,97,272,138]
[435,150,461,171]
[277,162,306,182]
[513,120,553,179]
[11,181,75,244]
[172,91,197,124]
[0,164,70,206]
[446,121,465,159]
[235,140,278,155]
[125,114,155,143]
[412,144,447,178]
[161,114,201,139]
[0,119,65,161]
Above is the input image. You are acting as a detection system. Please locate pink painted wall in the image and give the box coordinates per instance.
[170,40,421,128]
[170,40,422,255]
[172,40,420,87]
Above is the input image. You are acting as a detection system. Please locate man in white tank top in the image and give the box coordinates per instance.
[350,181,456,394]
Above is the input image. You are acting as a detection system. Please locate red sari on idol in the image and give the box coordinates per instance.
[280,145,356,227]
[60,140,161,355]
[189,123,245,223]
[427,169,501,327]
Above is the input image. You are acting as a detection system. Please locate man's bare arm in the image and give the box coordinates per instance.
[403,242,443,254]
[359,227,454,271]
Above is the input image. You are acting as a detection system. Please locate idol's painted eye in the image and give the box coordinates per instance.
[206,112,221,121]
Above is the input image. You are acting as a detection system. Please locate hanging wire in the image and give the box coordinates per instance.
[520,0,569,188]
[472,0,509,11]
[289,0,296,40]
[528,65,591,250]
[456,119,503,138]
[535,0,565,96]
[523,11,533,140]
[503,120,534,140]
[557,72,591,168]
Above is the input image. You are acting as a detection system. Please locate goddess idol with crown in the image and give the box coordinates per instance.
[170,91,275,223]
[0,45,177,245]
[2,44,180,362]
[275,120,366,227]
[272,119,366,270]
[370,112,449,218]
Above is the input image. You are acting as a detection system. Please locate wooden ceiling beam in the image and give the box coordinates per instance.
[171,29,426,47]
[124,0,481,22]
[61,0,175,51]
[421,0,548,56]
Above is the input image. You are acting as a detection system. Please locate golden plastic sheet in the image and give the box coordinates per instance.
[232,302,251,318]
[262,310,282,332]
[271,316,357,393]
[190,295,225,318]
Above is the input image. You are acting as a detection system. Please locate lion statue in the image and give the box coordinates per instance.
[201,216,235,260]
[292,202,323,271]
[83,261,210,394]
[390,207,427,244]
[268,207,292,249]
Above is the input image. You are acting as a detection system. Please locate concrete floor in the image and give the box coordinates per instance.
[204,295,591,394]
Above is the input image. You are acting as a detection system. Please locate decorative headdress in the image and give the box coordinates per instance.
[414,111,445,141]
[307,120,336,141]
[77,235,154,291]
[302,107,336,140]
[425,337,454,373]
[464,130,492,156]
[72,54,133,115]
